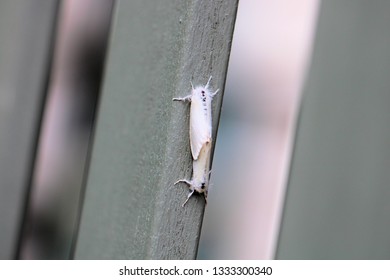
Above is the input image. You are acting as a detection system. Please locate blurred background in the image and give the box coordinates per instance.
[198,0,319,259]
[0,0,320,259]
[17,0,114,258]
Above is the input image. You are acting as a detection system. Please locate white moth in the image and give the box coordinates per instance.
[173,76,219,207]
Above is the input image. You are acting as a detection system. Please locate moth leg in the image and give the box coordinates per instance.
[182,189,195,207]
[210,88,220,98]
[172,95,191,102]
[203,190,208,204]
[174,179,192,186]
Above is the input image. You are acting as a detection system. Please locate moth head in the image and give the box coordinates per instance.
[191,76,213,99]
[193,181,208,194]
[193,78,219,102]
[192,86,210,99]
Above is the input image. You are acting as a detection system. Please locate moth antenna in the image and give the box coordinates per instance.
[205,76,212,88]
[182,190,195,207]
[190,81,195,90]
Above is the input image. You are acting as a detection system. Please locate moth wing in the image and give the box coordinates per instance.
[190,97,211,160]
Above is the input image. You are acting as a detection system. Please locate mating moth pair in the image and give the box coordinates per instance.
[173,76,219,207]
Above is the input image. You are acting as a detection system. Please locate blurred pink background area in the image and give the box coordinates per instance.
[20,0,113,259]
[198,0,319,259]
[20,0,320,259]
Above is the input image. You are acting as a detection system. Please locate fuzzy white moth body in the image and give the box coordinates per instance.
[173,76,219,206]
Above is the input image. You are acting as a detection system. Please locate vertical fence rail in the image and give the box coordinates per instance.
[277,0,390,259]
[0,0,59,259]
[74,0,238,259]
